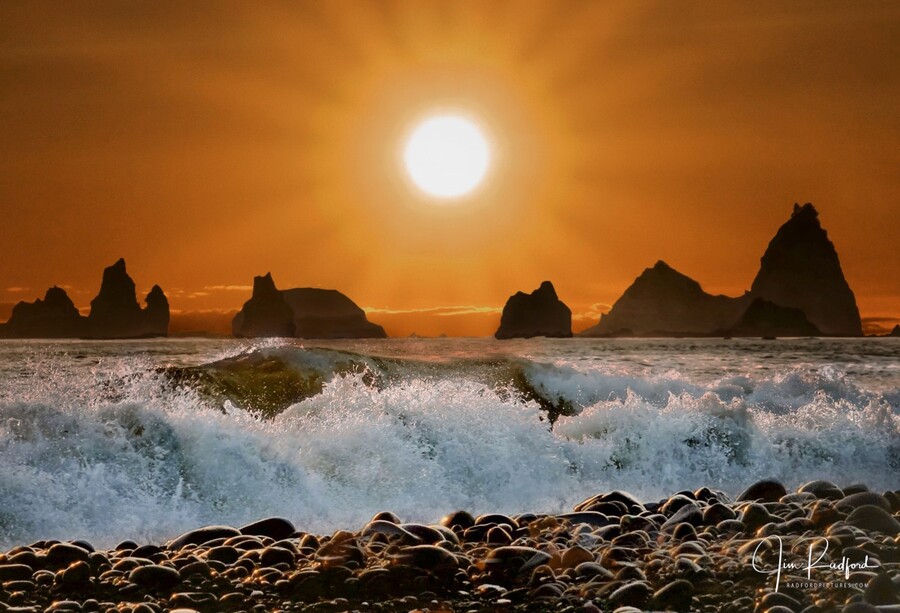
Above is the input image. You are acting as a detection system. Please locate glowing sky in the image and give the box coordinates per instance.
[1,1,898,336]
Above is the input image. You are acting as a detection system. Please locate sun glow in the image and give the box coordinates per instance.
[403,115,491,199]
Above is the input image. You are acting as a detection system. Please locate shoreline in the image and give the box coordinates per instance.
[1,480,898,612]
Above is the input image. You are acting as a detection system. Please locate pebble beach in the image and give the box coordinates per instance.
[1,479,899,613]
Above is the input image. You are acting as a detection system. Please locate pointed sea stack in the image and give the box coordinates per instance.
[0,259,169,338]
[232,273,295,338]
[749,203,862,336]
[890,325,900,337]
[143,285,170,336]
[0,286,84,338]
[495,281,572,339]
[232,274,386,339]
[579,262,744,337]
[86,259,170,338]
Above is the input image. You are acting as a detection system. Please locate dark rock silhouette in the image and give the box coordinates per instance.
[144,285,170,336]
[748,203,862,336]
[0,259,169,338]
[232,274,386,339]
[724,298,820,337]
[580,262,745,337]
[232,274,295,338]
[581,204,863,337]
[282,288,387,338]
[890,325,900,337]
[86,259,170,338]
[0,286,84,338]
[495,281,573,339]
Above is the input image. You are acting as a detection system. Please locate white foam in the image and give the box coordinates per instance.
[0,341,897,549]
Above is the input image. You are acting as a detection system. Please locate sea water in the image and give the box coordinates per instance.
[0,337,897,548]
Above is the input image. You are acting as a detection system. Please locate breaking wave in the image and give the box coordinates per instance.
[0,342,897,548]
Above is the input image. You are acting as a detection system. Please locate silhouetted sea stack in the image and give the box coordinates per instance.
[143,285,170,334]
[232,273,386,339]
[0,259,169,339]
[748,203,862,336]
[495,281,572,339]
[86,259,170,339]
[232,273,295,337]
[0,286,84,338]
[725,298,820,337]
[581,203,863,337]
[891,325,900,337]
[580,261,744,337]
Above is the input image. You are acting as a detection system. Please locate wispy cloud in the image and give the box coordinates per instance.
[169,308,240,315]
[862,316,900,325]
[572,302,612,320]
[364,305,503,317]
[5,287,29,293]
[862,316,900,335]
[203,285,253,292]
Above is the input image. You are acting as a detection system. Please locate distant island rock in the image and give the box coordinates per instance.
[579,261,744,337]
[580,203,863,338]
[231,274,295,337]
[232,273,386,339]
[749,203,862,336]
[0,258,169,339]
[723,298,820,338]
[890,325,900,338]
[86,259,169,338]
[495,281,572,339]
[0,286,84,338]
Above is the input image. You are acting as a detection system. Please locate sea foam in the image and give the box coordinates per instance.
[0,340,897,548]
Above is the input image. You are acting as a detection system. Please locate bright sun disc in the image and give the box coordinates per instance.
[404,115,490,199]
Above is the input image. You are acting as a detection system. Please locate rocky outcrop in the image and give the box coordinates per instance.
[748,203,862,336]
[724,298,820,337]
[581,204,863,337]
[232,274,295,338]
[143,285,170,336]
[580,262,745,337]
[232,274,386,339]
[0,260,169,339]
[282,288,387,338]
[85,259,170,338]
[0,286,84,338]
[495,281,572,339]
[890,325,900,338]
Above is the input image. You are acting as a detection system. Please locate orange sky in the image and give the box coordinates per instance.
[1,1,898,336]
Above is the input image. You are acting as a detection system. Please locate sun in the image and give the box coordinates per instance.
[403,115,491,199]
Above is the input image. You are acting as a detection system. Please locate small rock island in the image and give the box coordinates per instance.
[749,202,862,336]
[580,260,743,337]
[232,273,386,339]
[0,258,169,339]
[495,281,573,339]
[86,259,169,339]
[580,203,863,337]
[0,286,83,338]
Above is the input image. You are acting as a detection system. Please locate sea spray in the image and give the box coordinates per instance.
[0,338,897,548]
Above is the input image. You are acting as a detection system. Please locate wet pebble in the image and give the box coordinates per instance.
[239,517,297,540]
[738,480,787,503]
[845,505,900,534]
[128,564,181,591]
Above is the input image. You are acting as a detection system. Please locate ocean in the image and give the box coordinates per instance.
[0,337,897,549]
